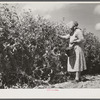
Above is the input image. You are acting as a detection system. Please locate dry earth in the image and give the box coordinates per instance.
[34,75,100,88]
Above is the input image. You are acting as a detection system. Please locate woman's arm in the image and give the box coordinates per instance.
[58,34,70,39]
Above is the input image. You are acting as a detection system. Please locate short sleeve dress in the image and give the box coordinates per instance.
[67,29,87,72]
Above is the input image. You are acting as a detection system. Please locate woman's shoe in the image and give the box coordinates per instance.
[81,77,89,82]
[72,79,80,83]
[75,80,80,82]
[75,78,81,83]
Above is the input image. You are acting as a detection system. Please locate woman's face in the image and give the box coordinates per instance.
[69,26,77,35]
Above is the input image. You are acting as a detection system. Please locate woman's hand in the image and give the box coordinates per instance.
[70,41,75,44]
[57,34,62,38]
[57,34,63,38]
[73,41,77,43]
[70,40,78,45]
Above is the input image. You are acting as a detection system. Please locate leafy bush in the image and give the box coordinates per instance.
[84,32,100,74]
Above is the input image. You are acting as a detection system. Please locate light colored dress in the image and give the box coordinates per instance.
[67,29,87,72]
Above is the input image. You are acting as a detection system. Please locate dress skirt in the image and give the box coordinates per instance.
[67,45,86,72]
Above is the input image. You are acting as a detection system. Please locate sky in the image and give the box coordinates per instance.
[14,2,100,38]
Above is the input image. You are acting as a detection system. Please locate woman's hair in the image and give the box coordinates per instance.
[67,21,78,29]
[73,21,78,27]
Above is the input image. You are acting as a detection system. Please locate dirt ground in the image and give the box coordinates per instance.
[34,75,100,88]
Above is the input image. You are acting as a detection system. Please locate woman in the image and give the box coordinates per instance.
[58,21,86,82]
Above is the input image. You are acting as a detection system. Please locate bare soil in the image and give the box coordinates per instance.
[34,75,100,88]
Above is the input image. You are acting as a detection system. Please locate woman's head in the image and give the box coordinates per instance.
[67,21,78,35]
[67,21,78,29]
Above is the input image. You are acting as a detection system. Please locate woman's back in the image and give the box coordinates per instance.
[69,28,85,49]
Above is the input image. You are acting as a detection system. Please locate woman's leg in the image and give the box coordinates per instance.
[75,71,81,81]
